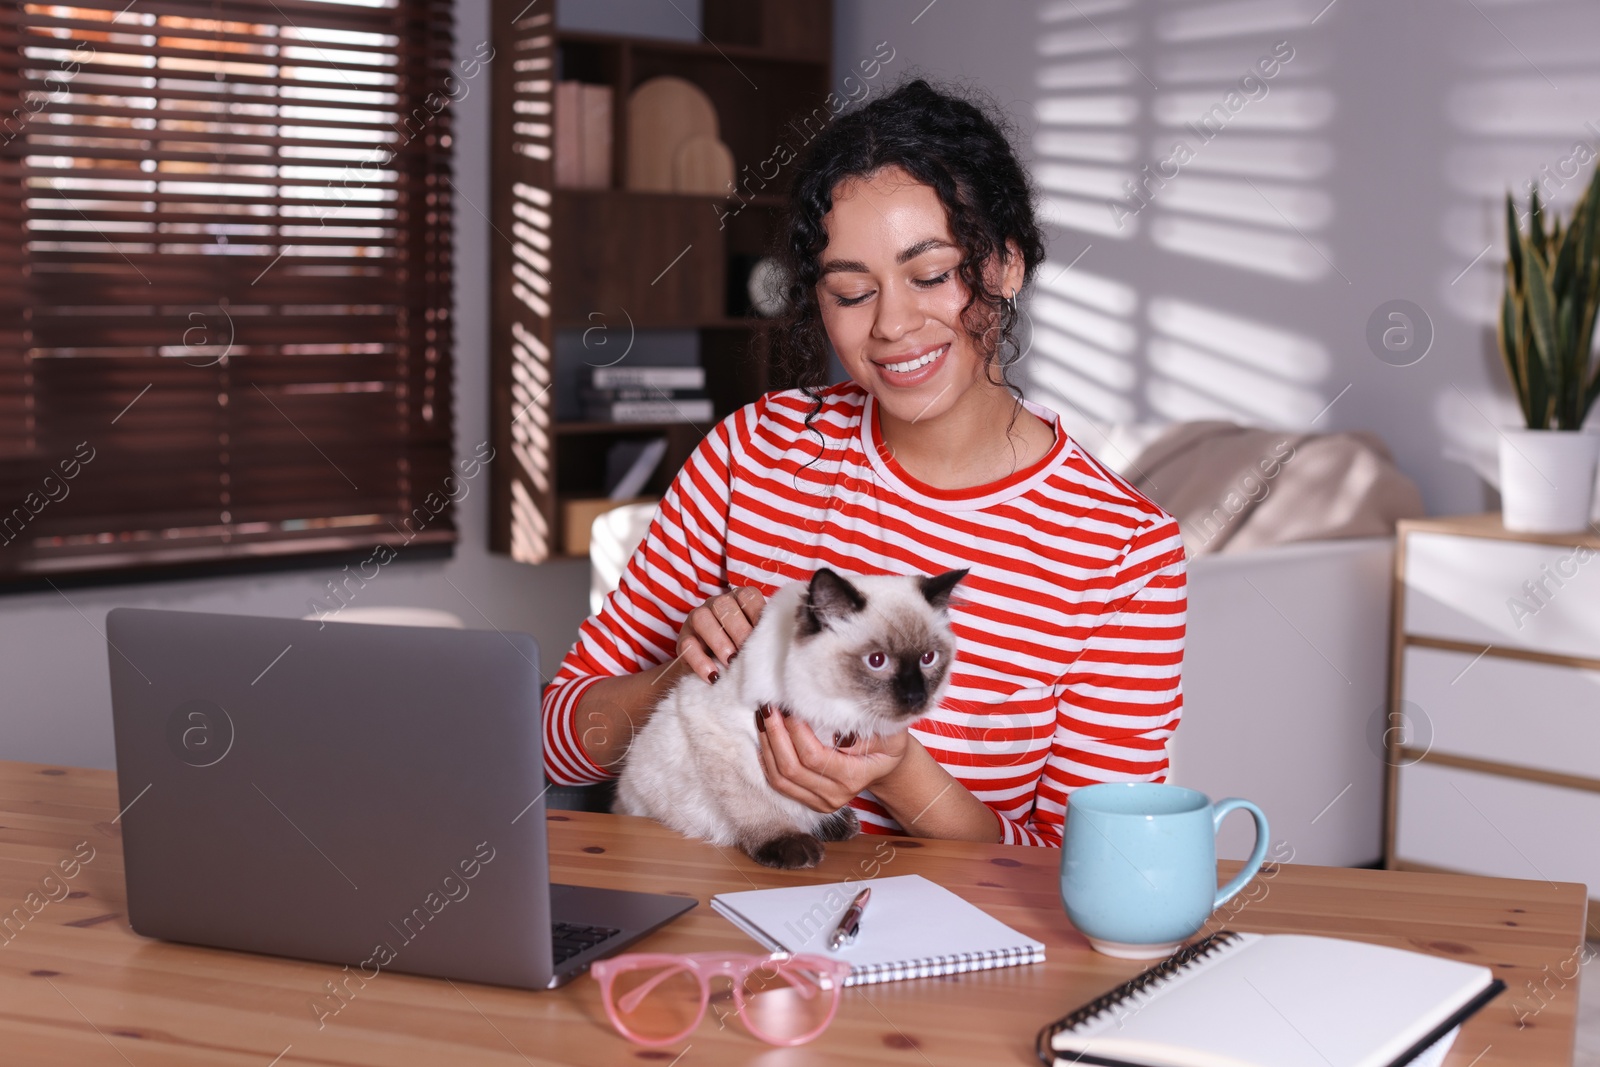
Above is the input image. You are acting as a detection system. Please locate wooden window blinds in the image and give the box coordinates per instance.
[0,0,458,585]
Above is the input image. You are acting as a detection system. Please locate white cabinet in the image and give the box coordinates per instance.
[1387,515,1600,939]
[1402,530,1600,659]
[1396,761,1600,891]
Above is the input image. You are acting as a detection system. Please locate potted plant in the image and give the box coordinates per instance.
[1497,167,1600,532]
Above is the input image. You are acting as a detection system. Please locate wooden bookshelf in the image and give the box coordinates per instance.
[488,0,831,562]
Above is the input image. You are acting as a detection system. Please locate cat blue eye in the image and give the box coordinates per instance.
[864,651,888,671]
[920,650,939,667]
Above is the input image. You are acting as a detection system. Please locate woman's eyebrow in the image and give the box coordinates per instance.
[895,238,954,264]
[818,239,956,278]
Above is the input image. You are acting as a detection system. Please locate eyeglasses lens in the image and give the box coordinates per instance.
[611,964,703,1043]
[740,960,838,1044]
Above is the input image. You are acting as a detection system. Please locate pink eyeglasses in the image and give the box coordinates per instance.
[590,951,852,1047]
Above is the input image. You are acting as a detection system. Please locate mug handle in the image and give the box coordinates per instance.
[1211,798,1270,910]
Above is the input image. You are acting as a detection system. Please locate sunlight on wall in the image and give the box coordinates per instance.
[1033,0,1142,240]
[505,11,556,562]
[1147,297,1328,425]
[1028,263,1140,426]
[1028,0,1334,434]
[1435,0,1600,482]
[1146,2,1335,281]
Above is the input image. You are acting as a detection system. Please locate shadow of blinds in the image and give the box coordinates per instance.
[1028,0,1334,434]
[1028,0,1144,428]
[1434,0,1600,476]
[501,9,553,564]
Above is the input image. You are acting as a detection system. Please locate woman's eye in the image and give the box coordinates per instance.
[913,270,952,288]
[864,651,888,670]
[920,650,939,667]
[832,291,872,307]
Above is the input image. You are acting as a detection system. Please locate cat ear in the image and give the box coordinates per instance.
[919,568,968,610]
[801,568,867,633]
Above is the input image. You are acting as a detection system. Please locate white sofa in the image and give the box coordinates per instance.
[1170,537,1392,868]
[585,506,1394,867]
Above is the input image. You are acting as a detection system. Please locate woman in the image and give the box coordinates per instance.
[542,79,1185,847]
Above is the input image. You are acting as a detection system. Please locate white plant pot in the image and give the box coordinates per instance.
[1497,428,1600,533]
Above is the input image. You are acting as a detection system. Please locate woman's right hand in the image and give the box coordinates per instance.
[677,587,765,684]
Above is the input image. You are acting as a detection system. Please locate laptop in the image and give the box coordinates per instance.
[105,607,695,990]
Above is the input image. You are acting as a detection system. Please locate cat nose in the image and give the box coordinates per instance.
[895,664,926,709]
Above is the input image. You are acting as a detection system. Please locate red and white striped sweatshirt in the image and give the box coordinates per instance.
[542,383,1187,847]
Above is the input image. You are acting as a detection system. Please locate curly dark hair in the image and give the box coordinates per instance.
[771,76,1047,396]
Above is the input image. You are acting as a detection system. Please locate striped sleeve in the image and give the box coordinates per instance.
[539,409,740,785]
[1001,517,1188,846]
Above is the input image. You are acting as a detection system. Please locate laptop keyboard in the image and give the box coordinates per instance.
[552,921,621,965]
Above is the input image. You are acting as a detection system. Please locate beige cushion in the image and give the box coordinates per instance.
[1115,421,1425,558]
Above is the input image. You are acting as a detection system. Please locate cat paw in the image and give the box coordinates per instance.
[747,833,825,870]
[815,806,859,842]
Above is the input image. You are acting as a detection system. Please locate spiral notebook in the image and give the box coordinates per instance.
[1037,930,1505,1067]
[711,874,1045,987]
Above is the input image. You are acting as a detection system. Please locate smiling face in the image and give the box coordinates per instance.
[815,165,1023,427]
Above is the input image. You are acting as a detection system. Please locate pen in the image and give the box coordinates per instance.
[827,887,872,951]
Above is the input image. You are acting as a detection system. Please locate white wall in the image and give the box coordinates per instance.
[0,0,610,771]
[16,0,1599,769]
[834,0,1600,516]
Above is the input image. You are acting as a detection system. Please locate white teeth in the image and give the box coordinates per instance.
[884,345,946,374]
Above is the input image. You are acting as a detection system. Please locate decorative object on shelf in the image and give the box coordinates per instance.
[562,496,657,558]
[605,437,669,500]
[554,81,612,189]
[1496,169,1600,532]
[672,133,735,195]
[626,76,730,193]
[727,254,789,318]
[580,83,612,187]
[747,256,790,317]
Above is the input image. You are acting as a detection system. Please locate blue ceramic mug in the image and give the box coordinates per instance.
[1061,783,1269,959]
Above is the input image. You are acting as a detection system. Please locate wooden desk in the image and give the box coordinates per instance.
[0,762,1586,1066]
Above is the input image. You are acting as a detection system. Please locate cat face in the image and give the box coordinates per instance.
[787,567,967,731]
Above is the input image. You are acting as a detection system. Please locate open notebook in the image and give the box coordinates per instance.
[1038,931,1505,1067]
[711,873,1044,987]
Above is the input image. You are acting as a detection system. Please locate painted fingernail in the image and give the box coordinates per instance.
[837,732,858,748]
[778,707,791,719]
[755,709,766,733]
[709,670,720,685]
[728,651,738,662]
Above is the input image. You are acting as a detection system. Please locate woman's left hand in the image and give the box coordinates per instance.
[755,706,910,812]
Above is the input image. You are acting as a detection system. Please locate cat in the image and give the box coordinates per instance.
[614,567,967,870]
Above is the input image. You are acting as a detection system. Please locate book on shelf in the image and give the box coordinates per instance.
[583,398,713,424]
[554,81,612,189]
[589,365,705,390]
[582,386,708,404]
